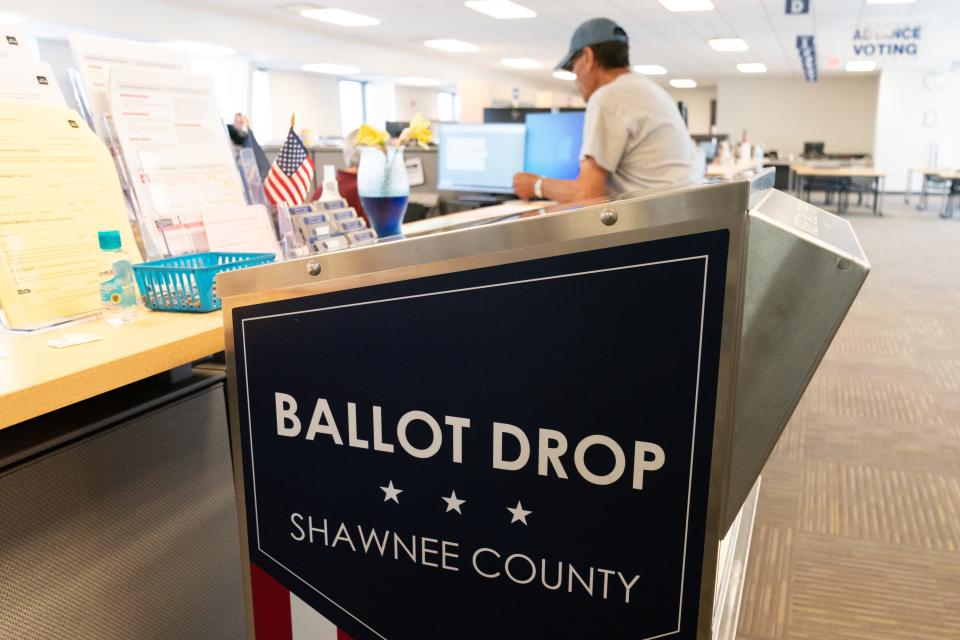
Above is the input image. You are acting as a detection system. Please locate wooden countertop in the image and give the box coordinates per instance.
[0,309,224,430]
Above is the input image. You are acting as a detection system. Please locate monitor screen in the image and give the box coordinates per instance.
[523,111,585,180]
[698,140,717,162]
[385,121,408,138]
[483,107,550,123]
[437,123,526,193]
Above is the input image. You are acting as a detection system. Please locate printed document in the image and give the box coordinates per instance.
[0,27,32,60]
[0,60,66,106]
[108,66,246,227]
[68,34,189,136]
[0,103,140,330]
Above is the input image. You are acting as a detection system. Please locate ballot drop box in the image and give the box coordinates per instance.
[219,171,869,640]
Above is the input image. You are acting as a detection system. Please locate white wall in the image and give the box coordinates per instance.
[666,86,715,135]
[190,57,252,125]
[267,71,341,143]
[456,80,582,123]
[716,76,879,157]
[395,86,439,121]
[873,68,960,192]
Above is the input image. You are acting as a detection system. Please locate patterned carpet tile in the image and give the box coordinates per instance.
[794,376,945,426]
[920,357,960,392]
[737,203,960,639]
[800,416,960,477]
[788,533,960,640]
[799,461,960,552]
[738,524,794,640]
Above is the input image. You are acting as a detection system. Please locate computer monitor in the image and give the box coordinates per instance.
[698,139,718,162]
[437,123,526,193]
[523,111,584,180]
[804,141,825,157]
[385,121,409,138]
[483,107,550,123]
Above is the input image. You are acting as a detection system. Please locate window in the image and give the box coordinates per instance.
[437,91,458,122]
[363,82,395,132]
[250,68,272,142]
[338,80,364,137]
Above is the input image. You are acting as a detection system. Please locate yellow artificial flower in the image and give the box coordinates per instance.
[356,123,389,147]
[399,113,433,148]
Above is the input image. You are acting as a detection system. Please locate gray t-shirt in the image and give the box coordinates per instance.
[580,73,696,196]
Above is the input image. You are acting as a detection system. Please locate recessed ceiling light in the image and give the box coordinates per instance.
[424,39,479,53]
[845,60,877,72]
[300,8,380,27]
[302,62,361,75]
[396,76,443,87]
[670,78,697,88]
[155,41,237,56]
[737,62,767,73]
[634,64,668,75]
[465,1,536,19]
[658,0,715,12]
[865,0,916,4]
[501,57,542,69]
[552,70,576,81]
[709,38,749,52]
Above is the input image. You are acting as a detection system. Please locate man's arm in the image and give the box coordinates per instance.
[513,156,609,203]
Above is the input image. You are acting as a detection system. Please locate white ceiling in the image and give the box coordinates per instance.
[8,0,960,88]
[190,0,960,82]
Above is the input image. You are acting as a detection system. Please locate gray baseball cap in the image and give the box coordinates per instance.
[556,17,629,71]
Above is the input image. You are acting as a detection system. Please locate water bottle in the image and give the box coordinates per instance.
[98,230,137,324]
[318,164,342,204]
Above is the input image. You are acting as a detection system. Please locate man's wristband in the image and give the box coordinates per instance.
[533,177,544,199]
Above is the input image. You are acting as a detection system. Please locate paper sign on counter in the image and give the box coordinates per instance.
[201,204,281,257]
[47,333,104,349]
[0,103,140,330]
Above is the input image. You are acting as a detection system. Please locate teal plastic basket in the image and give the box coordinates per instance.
[133,252,275,312]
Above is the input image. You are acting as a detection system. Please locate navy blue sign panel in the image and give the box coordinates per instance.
[786,0,809,15]
[233,231,729,640]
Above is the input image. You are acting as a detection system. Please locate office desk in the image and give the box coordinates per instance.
[792,165,887,216]
[933,171,960,218]
[906,167,960,217]
[0,310,224,429]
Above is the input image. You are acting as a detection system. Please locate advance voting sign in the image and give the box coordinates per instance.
[232,230,729,639]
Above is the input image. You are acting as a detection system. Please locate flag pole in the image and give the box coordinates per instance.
[290,112,295,130]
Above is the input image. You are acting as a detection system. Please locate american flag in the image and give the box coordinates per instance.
[264,127,315,206]
[251,563,354,640]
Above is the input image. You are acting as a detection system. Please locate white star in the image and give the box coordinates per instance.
[380,480,403,504]
[442,490,466,514]
[507,500,532,526]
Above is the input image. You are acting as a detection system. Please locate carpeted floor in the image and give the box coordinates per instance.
[736,194,960,639]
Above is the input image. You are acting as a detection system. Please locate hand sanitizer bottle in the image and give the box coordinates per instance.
[98,230,137,324]
[318,164,342,204]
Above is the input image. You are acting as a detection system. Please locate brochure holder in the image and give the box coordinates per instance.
[218,172,868,640]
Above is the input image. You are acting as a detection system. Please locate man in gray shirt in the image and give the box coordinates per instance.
[513,18,696,203]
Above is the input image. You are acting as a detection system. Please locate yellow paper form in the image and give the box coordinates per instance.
[0,103,141,330]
